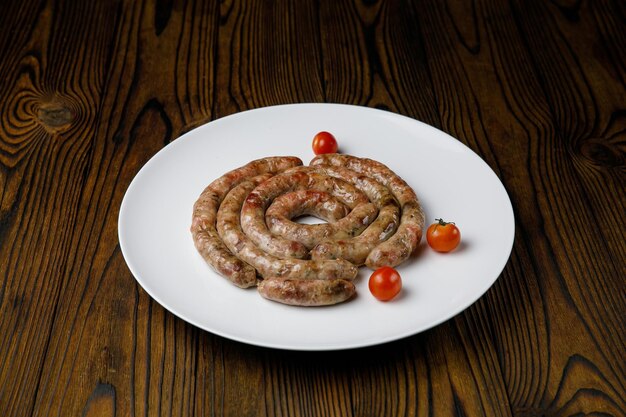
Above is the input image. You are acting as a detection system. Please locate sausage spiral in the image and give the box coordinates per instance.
[191,154,424,305]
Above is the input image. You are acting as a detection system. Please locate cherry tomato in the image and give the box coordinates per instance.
[368,266,402,301]
[312,131,338,155]
[426,218,461,253]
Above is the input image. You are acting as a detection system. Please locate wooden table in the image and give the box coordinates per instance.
[1,1,624,415]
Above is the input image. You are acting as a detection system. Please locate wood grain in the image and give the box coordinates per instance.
[411,0,625,415]
[0,0,623,416]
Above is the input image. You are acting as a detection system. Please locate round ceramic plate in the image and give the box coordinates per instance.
[118,104,514,351]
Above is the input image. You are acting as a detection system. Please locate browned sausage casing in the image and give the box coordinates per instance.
[265,185,378,249]
[258,278,356,306]
[192,153,422,307]
[216,175,358,281]
[305,165,401,265]
[240,168,370,259]
[311,154,425,268]
[266,190,350,223]
[190,156,302,287]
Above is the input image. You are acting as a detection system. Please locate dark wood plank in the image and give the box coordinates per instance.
[0,0,623,416]
[0,0,122,414]
[215,0,324,117]
[0,0,219,415]
[502,1,626,410]
[409,0,626,415]
[18,0,224,415]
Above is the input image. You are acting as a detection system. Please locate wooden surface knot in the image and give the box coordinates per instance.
[36,100,75,133]
[578,138,624,168]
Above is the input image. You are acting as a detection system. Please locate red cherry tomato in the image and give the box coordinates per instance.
[368,266,402,301]
[312,131,338,155]
[426,218,461,252]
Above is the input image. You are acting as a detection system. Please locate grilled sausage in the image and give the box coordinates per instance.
[305,165,401,265]
[311,154,425,268]
[267,189,350,223]
[192,153,422,307]
[267,201,378,249]
[240,168,370,259]
[190,156,302,287]
[258,278,356,306]
[216,176,358,281]
[265,185,378,249]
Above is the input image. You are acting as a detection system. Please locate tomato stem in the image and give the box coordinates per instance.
[434,218,455,228]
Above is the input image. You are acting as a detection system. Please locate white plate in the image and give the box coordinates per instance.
[118,104,514,351]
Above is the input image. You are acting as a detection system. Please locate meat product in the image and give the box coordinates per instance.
[305,165,401,265]
[267,190,351,224]
[265,185,378,249]
[216,175,359,281]
[190,153,424,306]
[240,168,370,259]
[310,154,425,268]
[257,278,356,306]
[190,156,302,287]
